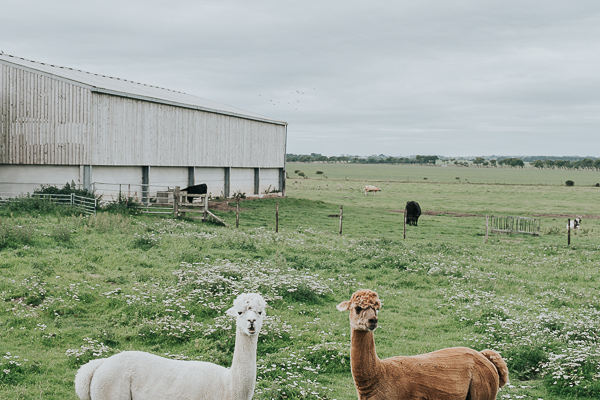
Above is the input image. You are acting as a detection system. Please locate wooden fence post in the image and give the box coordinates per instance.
[567,218,571,246]
[403,207,407,239]
[339,205,343,235]
[173,186,180,217]
[236,198,240,228]
[276,201,279,233]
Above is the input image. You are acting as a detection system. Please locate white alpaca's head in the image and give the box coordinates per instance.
[226,293,267,336]
[337,289,381,332]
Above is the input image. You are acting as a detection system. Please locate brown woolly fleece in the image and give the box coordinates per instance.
[348,289,382,310]
[338,289,509,400]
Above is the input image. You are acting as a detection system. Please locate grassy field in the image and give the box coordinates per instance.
[1,164,600,399]
[288,162,600,186]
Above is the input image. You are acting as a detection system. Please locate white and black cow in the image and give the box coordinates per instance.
[567,216,582,230]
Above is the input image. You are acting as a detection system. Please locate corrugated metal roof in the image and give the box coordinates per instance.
[0,53,286,126]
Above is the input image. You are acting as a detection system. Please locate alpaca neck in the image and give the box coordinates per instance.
[350,329,382,397]
[229,328,258,400]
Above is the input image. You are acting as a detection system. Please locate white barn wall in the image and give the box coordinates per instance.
[259,168,280,194]
[150,167,188,188]
[0,165,80,195]
[92,166,143,186]
[91,94,286,168]
[194,167,225,197]
[91,166,144,201]
[230,168,255,195]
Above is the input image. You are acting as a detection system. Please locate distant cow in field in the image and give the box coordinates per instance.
[405,201,421,226]
[364,185,381,195]
[567,216,582,230]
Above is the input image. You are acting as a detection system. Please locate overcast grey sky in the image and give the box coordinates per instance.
[2,0,600,157]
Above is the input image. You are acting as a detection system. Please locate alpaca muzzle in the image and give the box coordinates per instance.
[367,318,378,331]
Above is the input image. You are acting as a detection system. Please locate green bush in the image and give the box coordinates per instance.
[34,181,94,198]
[565,180,575,186]
[101,193,141,214]
[1,182,99,216]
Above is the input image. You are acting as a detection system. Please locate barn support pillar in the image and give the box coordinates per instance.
[142,166,150,204]
[254,168,260,195]
[224,167,230,198]
[279,168,286,196]
[83,165,93,192]
[188,167,195,186]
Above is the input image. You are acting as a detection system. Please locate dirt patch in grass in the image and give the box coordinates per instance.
[389,210,600,219]
[389,209,484,217]
[532,213,600,219]
[209,201,249,212]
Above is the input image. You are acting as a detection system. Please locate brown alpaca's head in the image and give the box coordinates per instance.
[337,289,381,331]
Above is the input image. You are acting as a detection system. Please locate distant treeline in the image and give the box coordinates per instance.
[287,153,600,170]
[286,153,439,164]
[531,158,600,170]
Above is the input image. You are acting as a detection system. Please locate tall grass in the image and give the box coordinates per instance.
[1,165,600,399]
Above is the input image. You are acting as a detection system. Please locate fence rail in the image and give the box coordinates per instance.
[0,193,97,215]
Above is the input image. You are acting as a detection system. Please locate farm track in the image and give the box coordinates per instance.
[389,209,600,219]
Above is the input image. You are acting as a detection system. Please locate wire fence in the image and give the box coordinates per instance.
[0,182,186,217]
[0,193,97,215]
[92,182,181,215]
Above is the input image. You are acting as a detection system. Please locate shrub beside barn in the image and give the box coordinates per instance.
[0,54,287,201]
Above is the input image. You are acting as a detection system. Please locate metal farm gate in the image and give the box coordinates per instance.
[488,215,540,236]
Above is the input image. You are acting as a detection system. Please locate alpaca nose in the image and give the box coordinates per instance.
[248,318,256,325]
[369,318,378,324]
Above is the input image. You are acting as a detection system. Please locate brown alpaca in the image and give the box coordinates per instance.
[337,289,509,400]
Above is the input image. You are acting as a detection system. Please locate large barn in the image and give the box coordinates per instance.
[0,53,287,201]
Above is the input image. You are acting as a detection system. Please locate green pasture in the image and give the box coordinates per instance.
[288,162,600,186]
[1,164,600,399]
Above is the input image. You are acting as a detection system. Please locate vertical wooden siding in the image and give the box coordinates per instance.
[1,64,286,168]
[91,94,286,168]
[0,64,90,164]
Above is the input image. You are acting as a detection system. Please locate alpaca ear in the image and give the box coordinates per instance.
[336,301,351,311]
[225,306,238,317]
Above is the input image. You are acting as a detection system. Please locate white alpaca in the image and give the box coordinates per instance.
[74,293,266,400]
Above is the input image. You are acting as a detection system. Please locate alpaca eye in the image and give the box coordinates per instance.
[238,311,242,315]
[355,306,362,313]
[258,311,262,315]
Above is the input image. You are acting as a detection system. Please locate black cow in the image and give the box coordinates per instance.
[405,201,421,226]
[183,183,207,203]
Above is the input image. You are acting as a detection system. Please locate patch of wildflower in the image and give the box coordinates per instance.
[499,383,545,399]
[1,276,48,317]
[437,249,600,397]
[139,315,205,341]
[255,342,347,399]
[132,232,161,249]
[65,337,113,364]
[541,345,600,397]
[174,260,334,312]
[0,352,30,385]
[2,277,101,318]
